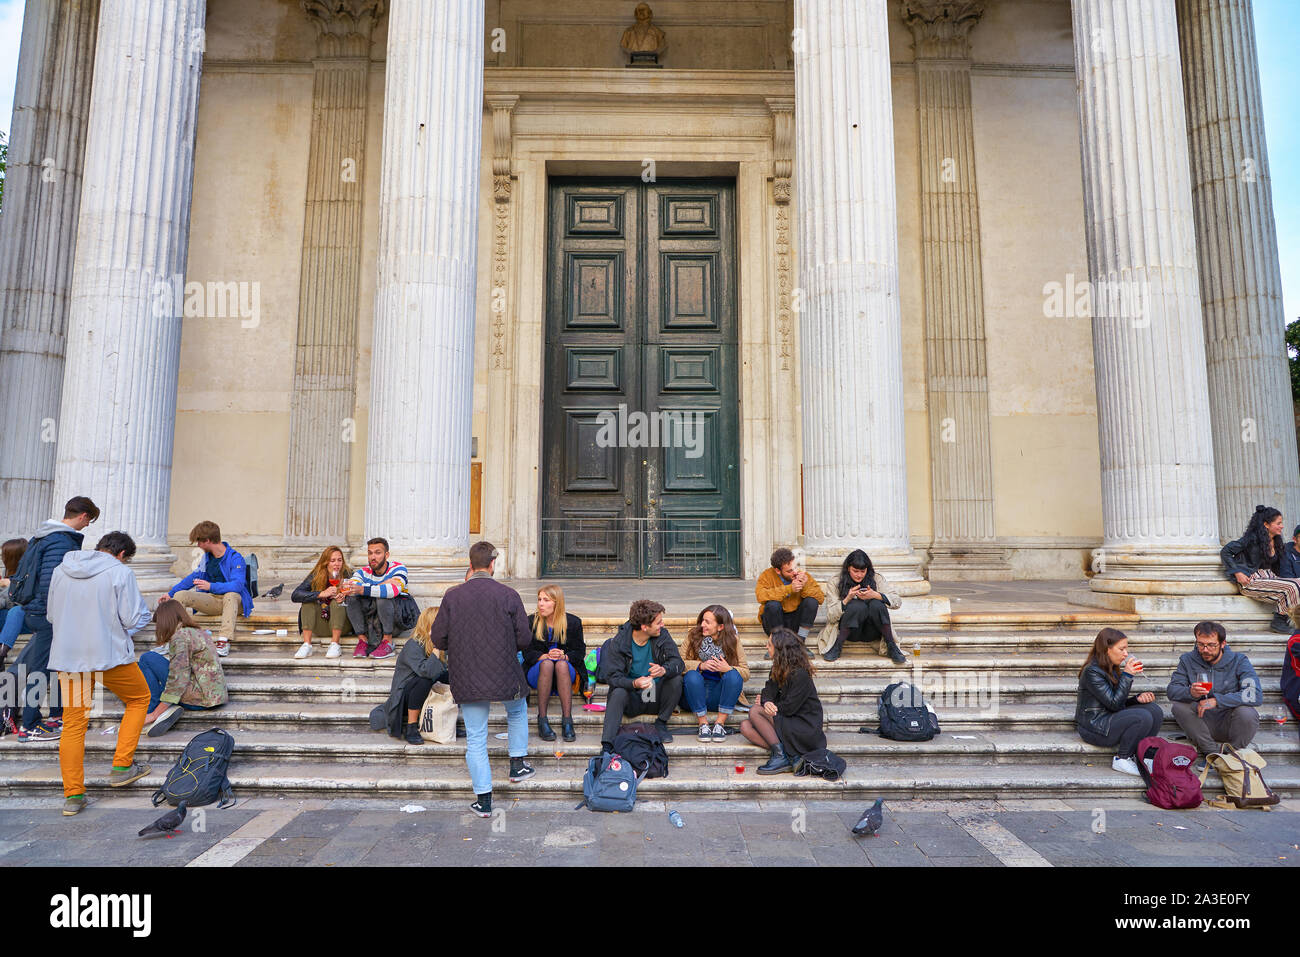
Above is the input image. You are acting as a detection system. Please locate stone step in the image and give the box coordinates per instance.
[2,752,1296,802]
[70,697,1300,740]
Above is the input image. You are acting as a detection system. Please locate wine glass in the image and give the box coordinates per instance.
[1275,706,1289,729]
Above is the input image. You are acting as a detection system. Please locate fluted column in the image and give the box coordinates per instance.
[0,0,99,539]
[51,0,207,582]
[901,0,1009,580]
[1177,0,1300,539]
[284,0,384,544]
[794,0,928,593]
[365,0,484,573]
[1070,0,1227,593]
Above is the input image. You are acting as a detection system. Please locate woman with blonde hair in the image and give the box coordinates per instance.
[290,545,354,659]
[524,585,585,742]
[681,604,749,741]
[140,598,229,738]
[370,605,448,745]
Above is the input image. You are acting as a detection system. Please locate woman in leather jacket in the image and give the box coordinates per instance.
[1075,628,1164,777]
[1222,505,1299,634]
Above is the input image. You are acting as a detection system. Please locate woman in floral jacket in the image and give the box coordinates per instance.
[139,598,229,737]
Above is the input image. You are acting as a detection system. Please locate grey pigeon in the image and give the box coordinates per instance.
[852,798,884,837]
[138,801,187,837]
[262,583,284,600]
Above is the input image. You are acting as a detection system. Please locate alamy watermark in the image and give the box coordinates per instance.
[595,404,705,459]
[151,275,261,328]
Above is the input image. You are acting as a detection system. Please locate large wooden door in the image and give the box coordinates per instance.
[541,178,740,577]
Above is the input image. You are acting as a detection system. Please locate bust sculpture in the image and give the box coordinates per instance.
[621,3,666,65]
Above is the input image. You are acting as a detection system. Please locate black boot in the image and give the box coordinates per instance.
[880,621,907,664]
[537,715,556,742]
[823,627,849,662]
[1271,613,1292,635]
[758,743,793,774]
[403,722,423,745]
[561,717,576,742]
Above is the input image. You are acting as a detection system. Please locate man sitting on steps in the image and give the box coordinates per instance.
[1167,620,1262,771]
[597,599,684,752]
[340,537,408,659]
[164,521,251,659]
[756,547,824,648]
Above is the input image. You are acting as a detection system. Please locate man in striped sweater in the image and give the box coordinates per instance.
[341,538,409,659]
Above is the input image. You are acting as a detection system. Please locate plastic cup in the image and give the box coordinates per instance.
[734,762,745,774]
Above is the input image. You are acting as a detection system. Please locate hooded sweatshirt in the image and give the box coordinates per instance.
[1166,644,1261,710]
[47,550,152,673]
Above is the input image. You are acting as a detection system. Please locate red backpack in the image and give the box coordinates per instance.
[1135,737,1203,809]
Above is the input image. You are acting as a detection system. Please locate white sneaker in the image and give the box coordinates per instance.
[325,642,342,659]
[294,642,313,659]
[1112,755,1142,777]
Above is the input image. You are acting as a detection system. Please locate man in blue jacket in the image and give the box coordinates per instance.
[162,520,251,657]
[2,496,99,740]
[1167,620,1261,765]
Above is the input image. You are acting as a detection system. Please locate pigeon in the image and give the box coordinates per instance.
[261,583,284,600]
[138,801,187,837]
[852,798,884,837]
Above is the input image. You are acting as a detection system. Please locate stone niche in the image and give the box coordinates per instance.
[487,0,793,70]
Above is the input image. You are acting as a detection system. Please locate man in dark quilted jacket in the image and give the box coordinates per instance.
[430,541,534,818]
[2,497,99,739]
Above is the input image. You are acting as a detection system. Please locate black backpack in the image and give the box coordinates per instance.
[794,748,847,781]
[612,723,669,779]
[877,681,940,741]
[152,728,236,808]
[6,536,46,607]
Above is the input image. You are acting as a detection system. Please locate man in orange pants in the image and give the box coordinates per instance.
[48,531,154,815]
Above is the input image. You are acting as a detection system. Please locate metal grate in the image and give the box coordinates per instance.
[541,516,741,578]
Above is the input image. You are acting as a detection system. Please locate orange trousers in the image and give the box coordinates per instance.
[58,663,151,798]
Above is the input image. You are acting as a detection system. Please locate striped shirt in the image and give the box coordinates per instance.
[349,560,408,599]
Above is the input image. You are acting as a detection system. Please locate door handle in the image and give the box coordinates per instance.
[648,499,657,506]
[625,498,632,505]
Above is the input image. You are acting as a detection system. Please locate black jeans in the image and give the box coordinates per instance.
[761,597,819,635]
[8,614,62,729]
[839,598,892,643]
[601,674,683,747]
[1078,703,1164,759]
[403,675,436,712]
[346,596,397,646]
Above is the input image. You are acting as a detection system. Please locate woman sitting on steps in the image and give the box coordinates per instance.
[816,549,905,663]
[524,585,585,743]
[290,545,354,659]
[140,599,229,738]
[1222,505,1300,634]
[1074,627,1163,777]
[681,604,749,741]
[740,627,825,774]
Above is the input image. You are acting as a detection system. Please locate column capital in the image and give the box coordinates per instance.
[765,96,794,204]
[487,95,519,203]
[899,0,985,59]
[302,0,385,58]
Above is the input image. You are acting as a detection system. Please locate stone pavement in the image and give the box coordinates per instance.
[1,796,1296,867]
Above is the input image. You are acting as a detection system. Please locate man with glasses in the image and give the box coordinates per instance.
[1,496,99,740]
[1167,620,1262,768]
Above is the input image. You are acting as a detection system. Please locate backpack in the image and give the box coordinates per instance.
[245,553,259,599]
[394,593,420,633]
[1284,636,1300,722]
[877,682,940,741]
[151,728,236,809]
[612,722,669,779]
[575,751,645,812]
[1135,736,1203,809]
[793,748,847,781]
[1201,745,1279,809]
[6,536,46,607]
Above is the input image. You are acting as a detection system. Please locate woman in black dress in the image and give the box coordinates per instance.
[523,585,585,743]
[740,627,825,774]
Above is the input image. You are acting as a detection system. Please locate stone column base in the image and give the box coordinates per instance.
[926,543,1013,581]
[129,544,180,594]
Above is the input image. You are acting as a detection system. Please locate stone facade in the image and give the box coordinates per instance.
[0,0,1293,592]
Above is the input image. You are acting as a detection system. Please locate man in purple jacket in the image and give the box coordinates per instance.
[430,541,534,818]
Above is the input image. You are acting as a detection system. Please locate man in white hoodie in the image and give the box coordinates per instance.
[48,531,154,816]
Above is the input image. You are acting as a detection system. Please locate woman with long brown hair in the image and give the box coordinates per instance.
[682,604,749,741]
[1075,627,1163,776]
[139,598,228,738]
[740,627,825,773]
[524,585,585,743]
[290,545,354,659]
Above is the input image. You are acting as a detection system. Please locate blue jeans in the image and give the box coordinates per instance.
[0,605,25,650]
[138,650,208,714]
[682,668,744,716]
[460,697,529,795]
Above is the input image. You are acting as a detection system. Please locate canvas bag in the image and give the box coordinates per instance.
[418,682,458,743]
[1200,745,1279,809]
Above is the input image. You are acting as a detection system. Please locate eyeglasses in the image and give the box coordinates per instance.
[1194,641,1221,650]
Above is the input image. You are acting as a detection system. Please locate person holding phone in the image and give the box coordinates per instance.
[523,585,585,743]
[1167,620,1261,767]
[1075,627,1163,776]
[816,549,905,663]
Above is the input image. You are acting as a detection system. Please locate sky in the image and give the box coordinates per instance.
[0,0,1295,323]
